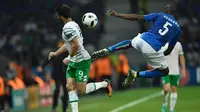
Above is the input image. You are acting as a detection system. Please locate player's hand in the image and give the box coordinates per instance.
[181,68,187,78]
[63,57,69,65]
[106,10,117,16]
[48,52,57,60]
[37,66,43,72]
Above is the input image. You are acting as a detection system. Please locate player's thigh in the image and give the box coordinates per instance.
[74,67,90,94]
[131,33,142,51]
[75,67,90,83]
[131,34,167,69]
[142,46,167,69]
[162,75,171,92]
[66,66,76,91]
[170,75,179,92]
[66,65,76,79]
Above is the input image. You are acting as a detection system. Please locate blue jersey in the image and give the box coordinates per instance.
[141,13,180,51]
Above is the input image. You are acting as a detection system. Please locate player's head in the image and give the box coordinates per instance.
[56,4,71,22]
[164,4,177,17]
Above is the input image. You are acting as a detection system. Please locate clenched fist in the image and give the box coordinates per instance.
[106,10,117,16]
[48,52,57,60]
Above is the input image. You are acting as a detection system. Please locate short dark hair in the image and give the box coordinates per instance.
[56,4,71,18]
[164,4,177,16]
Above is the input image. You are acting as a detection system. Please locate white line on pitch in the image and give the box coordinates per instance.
[110,91,162,112]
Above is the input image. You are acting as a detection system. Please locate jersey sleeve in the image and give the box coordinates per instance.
[63,27,77,41]
[144,13,159,22]
[178,43,184,55]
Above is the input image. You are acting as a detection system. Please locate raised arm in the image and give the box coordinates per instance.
[48,43,67,60]
[55,44,67,56]
[106,10,144,21]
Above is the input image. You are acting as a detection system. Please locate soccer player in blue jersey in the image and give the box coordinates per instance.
[92,4,180,86]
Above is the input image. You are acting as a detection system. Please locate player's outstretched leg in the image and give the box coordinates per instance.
[123,68,169,86]
[86,79,112,97]
[91,40,132,60]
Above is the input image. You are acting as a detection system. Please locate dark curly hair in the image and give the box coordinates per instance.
[56,4,71,18]
[164,4,177,18]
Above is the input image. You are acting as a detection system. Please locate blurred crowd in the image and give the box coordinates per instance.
[175,0,200,67]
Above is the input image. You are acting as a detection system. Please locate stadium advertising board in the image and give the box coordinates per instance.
[12,89,26,112]
[27,86,39,109]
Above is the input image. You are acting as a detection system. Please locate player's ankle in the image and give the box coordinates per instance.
[106,48,112,52]
[136,72,139,77]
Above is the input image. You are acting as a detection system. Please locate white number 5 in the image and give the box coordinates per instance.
[158,22,172,35]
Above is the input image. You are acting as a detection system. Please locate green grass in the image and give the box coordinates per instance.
[25,86,200,112]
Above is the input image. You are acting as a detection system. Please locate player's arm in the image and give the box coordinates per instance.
[69,37,78,57]
[179,43,186,77]
[48,44,67,60]
[106,10,144,21]
[55,44,67,56]
[64,27,79,58]
[179,54,186,77]
[179,55,185,68]
[107,10,159,22]
[164,32,180,56]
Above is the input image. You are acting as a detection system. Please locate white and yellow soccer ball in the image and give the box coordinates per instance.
[82,12,98,28]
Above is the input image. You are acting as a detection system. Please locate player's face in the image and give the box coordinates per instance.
[164,4,176,14]
[57,13,64,23]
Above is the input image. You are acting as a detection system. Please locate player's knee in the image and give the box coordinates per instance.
[163,85,170,93]
[77,88,86,95]
[171,86,177,92]
[66,84,75,91]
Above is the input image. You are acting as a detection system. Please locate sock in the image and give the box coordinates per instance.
[86,81,108,94]
[138,69,165,78]
[163,92,169,106]
[108,40,132,52]
[170,92,177,111]
[68,91,78,112]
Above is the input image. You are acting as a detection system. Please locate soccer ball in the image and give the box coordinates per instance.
[82,12,98,28]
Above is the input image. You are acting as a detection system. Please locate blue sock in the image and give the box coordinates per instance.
[108,40,132,52]
[139,69,165,78]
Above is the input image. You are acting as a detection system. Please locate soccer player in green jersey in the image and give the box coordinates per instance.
[161,42,186,112]
[48,4,112,112]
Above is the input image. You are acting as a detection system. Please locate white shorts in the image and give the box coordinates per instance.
[131,33,168,69]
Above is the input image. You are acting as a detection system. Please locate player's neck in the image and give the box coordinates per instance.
[63,18,72,24]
